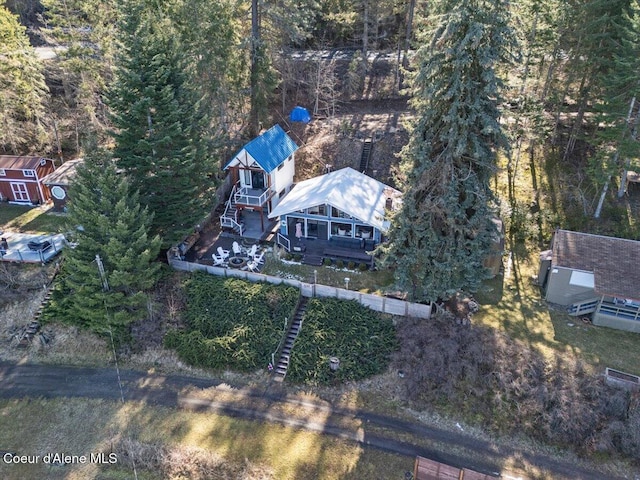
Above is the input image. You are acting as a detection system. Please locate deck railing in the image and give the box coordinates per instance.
[234,185,271,206]
[219,184,244,236]
[597,302,640,322]
[0,236,64,264]
[276,232,291,252]
[567,297,600,316]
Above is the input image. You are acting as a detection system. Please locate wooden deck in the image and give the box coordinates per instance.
[283,235,375,266]
[0,232,65,264]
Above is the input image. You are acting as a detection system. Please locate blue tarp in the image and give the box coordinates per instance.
[289,106,311,123]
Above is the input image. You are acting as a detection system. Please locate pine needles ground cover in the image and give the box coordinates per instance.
[165,273,299,371]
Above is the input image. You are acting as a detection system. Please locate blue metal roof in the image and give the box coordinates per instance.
[224,125,298,173]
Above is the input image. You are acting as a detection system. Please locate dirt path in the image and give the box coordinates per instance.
[0,361,631,480]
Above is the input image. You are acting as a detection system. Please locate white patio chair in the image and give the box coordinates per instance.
[253,250,265,265]
[247,244,258,259]
[212,253,226,266]
[217,246,230,260]
[243,260,259,272]
[232,241,243,256]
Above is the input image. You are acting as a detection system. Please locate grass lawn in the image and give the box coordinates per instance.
[0,398,413,480]
[0,204,67,234]
[262,256,395,293]
[474,154,640,376]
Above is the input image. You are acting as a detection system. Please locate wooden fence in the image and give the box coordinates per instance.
[169,259,431,319]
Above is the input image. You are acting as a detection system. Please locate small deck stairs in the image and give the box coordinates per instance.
[224,205,242,234]
[567,297,600,316]
[220,185,244,235]
[274,297,308,382]
[302,254,324,266]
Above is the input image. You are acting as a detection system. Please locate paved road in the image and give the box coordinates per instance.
[0,362,631,480]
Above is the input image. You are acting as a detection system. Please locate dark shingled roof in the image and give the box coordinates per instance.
[552,229,640,300]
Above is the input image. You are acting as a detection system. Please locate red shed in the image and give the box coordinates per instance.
[0,156,56,205]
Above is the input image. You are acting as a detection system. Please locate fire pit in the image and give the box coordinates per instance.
[228,256,248,269]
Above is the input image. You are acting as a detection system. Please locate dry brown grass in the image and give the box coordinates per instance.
[0,398,412,480]
[114,438,274,479]
[0,263,113,364]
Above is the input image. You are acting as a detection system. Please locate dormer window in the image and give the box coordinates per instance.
[0,169,5,176]
[24,170,35,177]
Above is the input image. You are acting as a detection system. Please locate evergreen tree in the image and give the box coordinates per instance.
[48,152,161,335]
[173,0,244,138]
[108,1,215,246]
[0,5,49,152]
[587,2,640,204]
[41,0,118,152]
[382,0,514,302]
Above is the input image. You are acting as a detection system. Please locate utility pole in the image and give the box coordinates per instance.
[96,254,109,291]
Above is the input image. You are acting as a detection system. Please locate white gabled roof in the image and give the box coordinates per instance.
[268,167,401,231]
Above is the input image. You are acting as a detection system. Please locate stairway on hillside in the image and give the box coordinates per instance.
[359,139,373,173]
[274,297,308,382]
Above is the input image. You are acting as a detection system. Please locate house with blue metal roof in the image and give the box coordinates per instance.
[220,125,298,235]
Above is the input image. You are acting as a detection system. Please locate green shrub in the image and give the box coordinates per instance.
[322,258,332,267]
[347,261,356,270]
[358,263,369,271]
[164,273,299,371]
[284,253,293,261]
[336,260,344,269]
[287,298,397,385]
[293,253,302,262]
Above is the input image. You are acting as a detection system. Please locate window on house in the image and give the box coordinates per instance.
[331,206,351,219]
[277,163,284,171]
[24,170,35,177]
[355,225,373,239]
[331,222,352,236]
[0,169,5,176]
[308,205,326,216]
[279,189,285,198]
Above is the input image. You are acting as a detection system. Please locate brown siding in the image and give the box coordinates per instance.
[0,169,34,180]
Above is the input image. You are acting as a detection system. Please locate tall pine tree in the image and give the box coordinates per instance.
[382,0,514,302]
[47,153,161,335]
[0,5,49,152]
[41,0,118,152]
[108,1,215,246]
